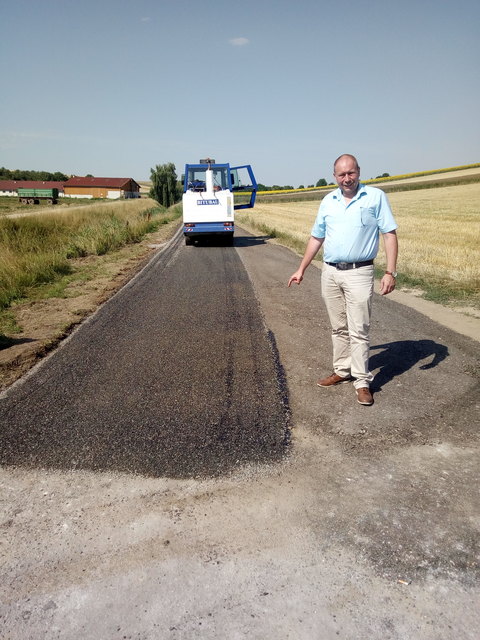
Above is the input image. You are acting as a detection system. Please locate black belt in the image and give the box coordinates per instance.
[325,260,374,270]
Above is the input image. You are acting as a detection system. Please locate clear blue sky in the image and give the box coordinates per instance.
[1,0,479,186]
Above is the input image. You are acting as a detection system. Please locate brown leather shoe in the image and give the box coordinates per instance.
[317,373,353,387]
[356,387,374,405]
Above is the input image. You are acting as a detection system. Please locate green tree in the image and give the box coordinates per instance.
[316,178,327,187]
[0,168,68,181]
[150,162,180,207]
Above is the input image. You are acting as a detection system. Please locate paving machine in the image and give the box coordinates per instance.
[182,158,257,245]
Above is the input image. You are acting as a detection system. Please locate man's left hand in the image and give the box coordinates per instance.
[380,274,396,295]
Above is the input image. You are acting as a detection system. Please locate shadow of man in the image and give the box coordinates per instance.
[369,339,449,392]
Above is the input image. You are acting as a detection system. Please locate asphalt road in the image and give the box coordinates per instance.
[1,226,479,639]
[0,228,289,477]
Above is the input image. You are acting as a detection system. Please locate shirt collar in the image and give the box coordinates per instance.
[333,183,366,202]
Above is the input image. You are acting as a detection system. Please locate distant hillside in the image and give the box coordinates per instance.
[256,164,480,202]
[138,181,152,194]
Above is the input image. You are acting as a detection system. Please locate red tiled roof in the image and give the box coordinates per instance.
[0,180,65,191]
[64,177,139,189]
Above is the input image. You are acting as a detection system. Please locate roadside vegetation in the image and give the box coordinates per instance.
[0,199,181,339]
[237,182,480,310]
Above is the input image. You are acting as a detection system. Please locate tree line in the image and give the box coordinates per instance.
[0,167,69,182]
[257,178,334,191]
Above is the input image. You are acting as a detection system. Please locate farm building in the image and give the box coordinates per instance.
[63,177,141,199]
[0,180,65,197]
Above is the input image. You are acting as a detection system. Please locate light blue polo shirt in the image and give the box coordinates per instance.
[311,184,398,263]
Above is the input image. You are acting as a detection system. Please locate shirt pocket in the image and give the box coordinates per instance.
[360,206,377,227]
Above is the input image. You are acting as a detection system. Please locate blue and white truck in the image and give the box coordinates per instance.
[182,159,257,245]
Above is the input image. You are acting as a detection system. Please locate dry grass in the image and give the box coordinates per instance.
[0,198,179,310]
[240,201,317,246]
[11,197,156,219]
[0,195,158,220]
[237,182,480,306]
[386,185,479,282]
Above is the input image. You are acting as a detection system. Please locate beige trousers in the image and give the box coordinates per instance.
[321,263,375,389]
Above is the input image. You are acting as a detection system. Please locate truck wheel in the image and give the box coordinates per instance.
[21,198,28,204]
[28,199,34,205]
[47,199,53,205]
[185,237,194,246]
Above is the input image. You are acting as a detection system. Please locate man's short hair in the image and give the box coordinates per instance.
[333,154,360,173]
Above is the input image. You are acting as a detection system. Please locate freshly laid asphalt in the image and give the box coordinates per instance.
[0,229,289,477]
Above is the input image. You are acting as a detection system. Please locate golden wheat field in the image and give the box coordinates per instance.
[237,182,480,300]
[369,166,480,187]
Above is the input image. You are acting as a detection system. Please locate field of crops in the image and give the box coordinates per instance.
[237,182,480,307]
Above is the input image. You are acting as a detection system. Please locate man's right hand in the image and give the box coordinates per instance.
[287,236,323,287]
[288,271,303,287]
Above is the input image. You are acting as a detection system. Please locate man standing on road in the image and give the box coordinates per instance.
[288,154,398,406]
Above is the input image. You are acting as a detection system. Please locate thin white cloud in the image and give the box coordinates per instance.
[0,131,53,150]
[229,37,249,46]
[140,17,151,22]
